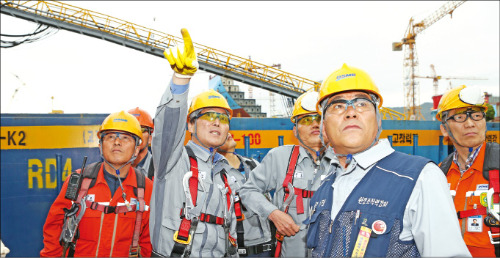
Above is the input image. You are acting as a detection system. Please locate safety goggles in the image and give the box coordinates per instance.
[324,97,376,115]
[446,108,485,123]
[196,111,230,125]
[141,127,152,134]
[297,114,321,125]
[102,131,135,143]
[459,86,485,105]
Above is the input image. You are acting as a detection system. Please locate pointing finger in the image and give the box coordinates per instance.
[181,28,195,58]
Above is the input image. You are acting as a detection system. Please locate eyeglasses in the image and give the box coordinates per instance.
[297,114,321,125]
[141,127,151,134]
[446,110,485,123]
[197,111,230,125]
[102,131,135,143]
[324,98,375,115]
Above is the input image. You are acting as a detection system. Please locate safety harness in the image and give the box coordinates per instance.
[171,146,237,257]
[440,142,500,252]
[74,162,147,257]
[274,145,315,257]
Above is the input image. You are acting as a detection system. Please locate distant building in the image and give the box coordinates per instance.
[209,76,267,118]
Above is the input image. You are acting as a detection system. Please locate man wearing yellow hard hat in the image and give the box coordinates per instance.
[41,111,153,257]
[304,64,471,257]
[149,29,238,257]
[437,85,499,257]
[239,91,334,257]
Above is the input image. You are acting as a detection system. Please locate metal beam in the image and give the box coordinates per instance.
[1,4,304,98]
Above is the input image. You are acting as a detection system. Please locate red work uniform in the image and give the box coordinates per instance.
[40,165,153,257]
[446,142,496,257]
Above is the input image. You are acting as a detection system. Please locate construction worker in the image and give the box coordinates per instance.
[40,111,153,257]
[217,132,274,257]
[304,63,471,257]
[436,85,500,257]
[149,28,238,257]
[239,91,333,257]
[128,107,155,179]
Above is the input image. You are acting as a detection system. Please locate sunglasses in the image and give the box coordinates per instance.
[297,114,321,125]
[196,111,230,125]
[141,127,151,134]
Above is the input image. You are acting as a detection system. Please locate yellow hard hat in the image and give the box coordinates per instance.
[291,91,319,123]
[188,89,233,118]
[316,64,383,113]
[97,110,143,140]
[436,85,487,122]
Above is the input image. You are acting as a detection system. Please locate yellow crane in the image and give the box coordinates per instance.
[415,64,487,97]
[392,1,466,120]
[1,0,406,120]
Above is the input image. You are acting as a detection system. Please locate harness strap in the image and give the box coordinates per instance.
[129,187,145,257]
[275,145,300,257]
[171,146,199,256]
[458,207,487,219]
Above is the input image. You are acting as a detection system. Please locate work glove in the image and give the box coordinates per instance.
[164,28,199,79]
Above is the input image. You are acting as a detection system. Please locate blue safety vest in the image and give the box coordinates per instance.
[304,151,431,257]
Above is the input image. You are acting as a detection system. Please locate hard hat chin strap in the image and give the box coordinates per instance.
[295,122,326,165]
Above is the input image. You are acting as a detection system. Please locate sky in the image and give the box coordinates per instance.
[1,1,499,118]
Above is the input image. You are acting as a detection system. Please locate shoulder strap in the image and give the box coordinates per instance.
[76,161,102,202]
[133,167,147,197]
[483,142,500,181]
[439,153,454,177]
[282,145,301,188]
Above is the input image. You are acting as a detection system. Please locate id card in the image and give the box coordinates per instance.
[467,215,483,233]
[352,226,372,257]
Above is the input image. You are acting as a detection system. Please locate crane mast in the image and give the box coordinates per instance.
[392,1,466,120]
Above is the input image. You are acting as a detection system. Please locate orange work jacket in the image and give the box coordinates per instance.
[445,142,496,257]
[40,164,153,257]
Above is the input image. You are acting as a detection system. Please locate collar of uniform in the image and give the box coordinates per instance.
[187,140,225,163]
[464,141,487,174]
[354,138,394,170]
[97,163,138,188]
[329,138,394,170]
[323,146,335,162]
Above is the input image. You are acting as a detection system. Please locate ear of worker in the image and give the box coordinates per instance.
[164,28,199,78]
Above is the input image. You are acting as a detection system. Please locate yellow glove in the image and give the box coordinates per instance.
[164,28,199,78]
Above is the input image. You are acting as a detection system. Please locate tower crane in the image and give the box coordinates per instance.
[392,1,466,120]
[415,64,487,97]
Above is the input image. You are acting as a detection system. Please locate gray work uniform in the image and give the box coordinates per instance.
[239,145,334,257]
[136,150,153,178]
[328,139,471,257]
[149,81,238,257]
[226,155,273,254]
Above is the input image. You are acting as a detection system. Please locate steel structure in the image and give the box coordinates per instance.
[1,0,319,98]
[392,1,466,120]
[415,64,486,96]
[2,0,406,119]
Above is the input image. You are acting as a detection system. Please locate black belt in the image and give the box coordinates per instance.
[238,242,274,256]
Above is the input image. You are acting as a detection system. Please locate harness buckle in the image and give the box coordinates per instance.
[129,246,140,257]
[173,231,192,245]
[104,205,116,214]
[488,230,500,244]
